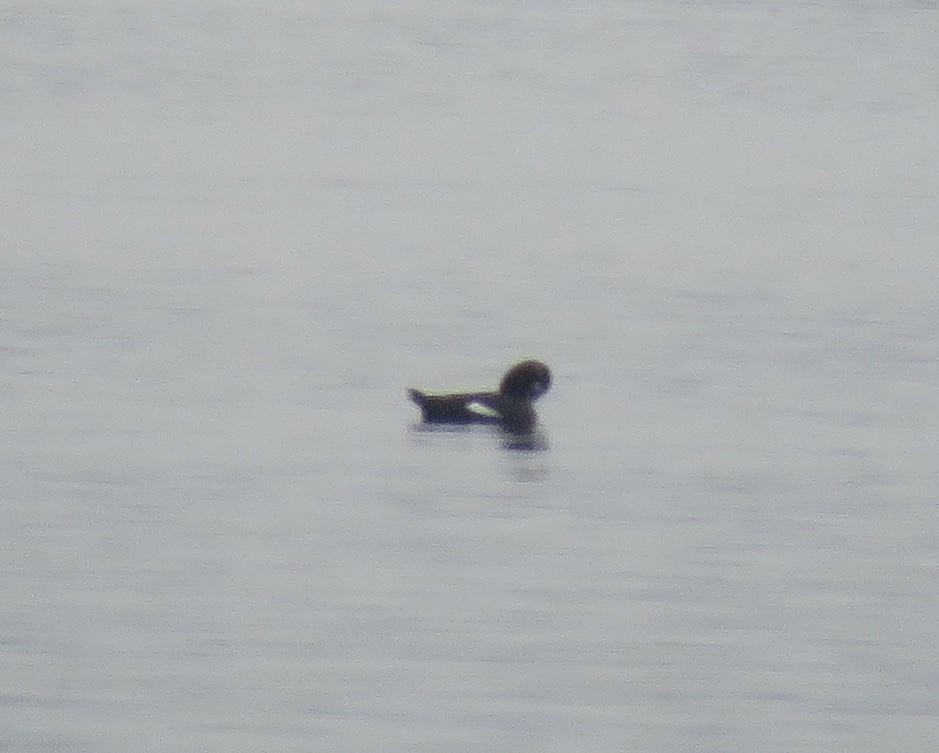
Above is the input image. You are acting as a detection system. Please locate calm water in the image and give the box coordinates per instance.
[3,1,938,751]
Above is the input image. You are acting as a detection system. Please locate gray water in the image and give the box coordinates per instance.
[2,2,938,751]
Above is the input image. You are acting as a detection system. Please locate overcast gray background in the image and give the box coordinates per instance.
[3,2,938,751]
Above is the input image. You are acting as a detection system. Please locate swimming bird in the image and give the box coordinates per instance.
[408,360,551,434]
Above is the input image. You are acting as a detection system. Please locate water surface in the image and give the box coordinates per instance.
[2,2,938,751]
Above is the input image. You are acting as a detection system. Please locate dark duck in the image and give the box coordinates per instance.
[408,360,551,434]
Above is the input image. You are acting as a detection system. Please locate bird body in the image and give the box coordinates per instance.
[408,360,551,434]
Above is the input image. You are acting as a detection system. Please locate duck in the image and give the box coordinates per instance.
[408,360,551,434]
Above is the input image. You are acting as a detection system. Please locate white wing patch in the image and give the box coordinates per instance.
[467,400,500,419]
